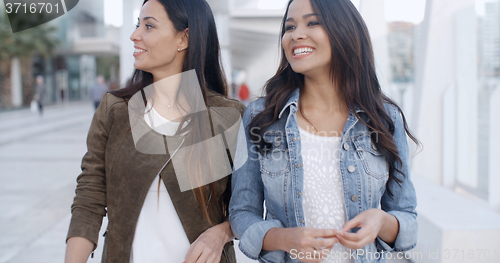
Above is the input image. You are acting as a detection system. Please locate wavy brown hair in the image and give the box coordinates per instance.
[249,0,420,197]
[111,0,228,224]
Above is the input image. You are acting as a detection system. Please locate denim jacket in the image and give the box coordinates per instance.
[229,88,417,263]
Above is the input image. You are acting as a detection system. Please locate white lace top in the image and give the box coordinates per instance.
[299,126,354,263]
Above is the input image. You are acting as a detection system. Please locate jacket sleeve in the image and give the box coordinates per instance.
[229,102,285,262]
[66,93,111,248]
[376,105,418,252]
[222,101,247,217]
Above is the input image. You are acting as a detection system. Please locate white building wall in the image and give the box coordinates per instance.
[454,7,479,189]
[120,0,143,87]
[412,0,477,185]
[10,58,22,107]
[489,86,500,211]
[359,0,392,97]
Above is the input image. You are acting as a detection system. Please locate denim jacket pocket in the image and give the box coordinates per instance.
[259,134,290,178]
[354,136,389,179]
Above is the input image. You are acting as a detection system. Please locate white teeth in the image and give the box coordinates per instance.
[293,47,315,56]
[134,48,146,53]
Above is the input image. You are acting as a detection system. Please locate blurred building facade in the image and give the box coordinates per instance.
[0,0,120,109]
[480,0,500,78]
[43,0,119,105]
[388,22,414,83]
[478,0,500,208]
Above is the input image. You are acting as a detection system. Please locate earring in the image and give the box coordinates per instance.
[178,48,181,51]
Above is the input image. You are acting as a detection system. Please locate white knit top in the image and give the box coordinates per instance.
[299,126,354,263]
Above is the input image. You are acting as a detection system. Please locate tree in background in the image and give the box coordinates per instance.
[0,14,60,108]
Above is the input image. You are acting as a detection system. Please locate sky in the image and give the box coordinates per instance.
[383,0,426,24]
[104,0,123,27]
[104,0,491,28]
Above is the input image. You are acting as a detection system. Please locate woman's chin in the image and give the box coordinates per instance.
[290,66,311,75]
[133,64,147,72]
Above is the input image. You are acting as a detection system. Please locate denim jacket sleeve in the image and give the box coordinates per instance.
[229,101,286,261]
[375,105,418,252]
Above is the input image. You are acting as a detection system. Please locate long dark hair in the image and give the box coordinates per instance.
[112,0,227,224]
[249,0,420,196]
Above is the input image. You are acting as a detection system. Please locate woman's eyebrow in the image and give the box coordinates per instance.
[303,13,320,19]
[137,16,159,22]
[285,13,320,22]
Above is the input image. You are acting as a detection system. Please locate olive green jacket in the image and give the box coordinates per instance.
[67,91,245,262]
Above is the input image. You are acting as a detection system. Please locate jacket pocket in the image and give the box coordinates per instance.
[259,133,290,178]
[354,136,389,179]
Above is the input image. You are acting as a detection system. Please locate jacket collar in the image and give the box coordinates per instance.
[278,88,365,119]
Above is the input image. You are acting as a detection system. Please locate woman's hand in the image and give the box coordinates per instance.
[337,208,399,250]
[183,221,233,263]
[263,227,339,263]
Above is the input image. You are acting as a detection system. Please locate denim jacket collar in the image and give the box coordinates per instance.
[278,88,366,119]
[278,88,300,119]
[277,88,367,136]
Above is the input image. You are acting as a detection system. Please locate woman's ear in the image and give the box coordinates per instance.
[178,28,189,51]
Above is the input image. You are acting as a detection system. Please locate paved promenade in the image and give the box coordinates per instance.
[0,101,408,263]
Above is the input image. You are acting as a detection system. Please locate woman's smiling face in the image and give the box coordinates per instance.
[282,0,332,77]
[130,0,187,77]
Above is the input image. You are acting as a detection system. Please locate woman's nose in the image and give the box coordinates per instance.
[130,28,142,42]
[291,26,307,41]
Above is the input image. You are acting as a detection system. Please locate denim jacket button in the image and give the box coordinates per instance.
[297,192,302,196]
[348,165,356,173]
[343,143,350,150]
[301,219,305,224]
[351,194,359,202]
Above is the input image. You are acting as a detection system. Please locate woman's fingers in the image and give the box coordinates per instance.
[338,225,376,250]
[310,236,339,249]
[342,216,362,233]
[338,234,373,250]
[338,234,360,250]
[193,250,209,263]
[183,242,195,262]
[309,228,338,238]
[207,253,221,263]
[183,242,202,263]
[339,230,362,242]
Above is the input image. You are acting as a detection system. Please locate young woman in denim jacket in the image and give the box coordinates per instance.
[229,0,420,262]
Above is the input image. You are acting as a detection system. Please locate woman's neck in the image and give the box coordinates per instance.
[301,75,347,114]
[152,73,182,105]
[150,73,190,121]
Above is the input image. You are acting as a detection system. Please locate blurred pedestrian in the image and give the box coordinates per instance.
[31,76,45,115]
[90,75,109,110]
[64,0,244,262]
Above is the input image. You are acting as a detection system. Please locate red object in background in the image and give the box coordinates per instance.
[239,83,249,101]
